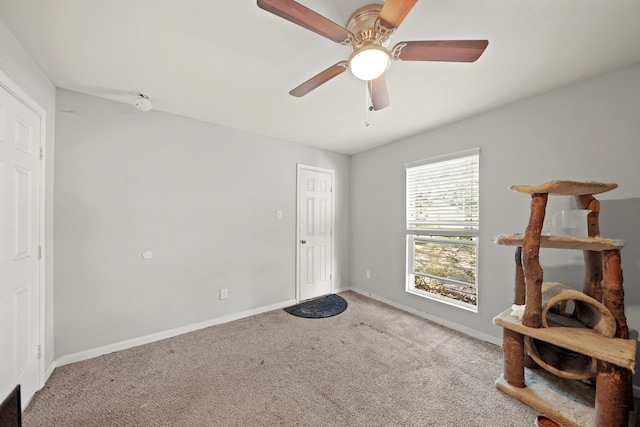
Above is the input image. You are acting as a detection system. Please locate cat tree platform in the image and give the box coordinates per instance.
[494,309,635,371]
[494,234,624,251]
[496,369,599,427]
[509,180,618,196]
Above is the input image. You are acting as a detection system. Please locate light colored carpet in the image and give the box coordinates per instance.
[24,291,538,426]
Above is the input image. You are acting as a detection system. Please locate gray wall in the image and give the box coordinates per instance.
[350,62,640,342]
[5,7,640,373]
[0,19,56,370]
[54,89,350,357]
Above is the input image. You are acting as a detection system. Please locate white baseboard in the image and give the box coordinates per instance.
[55,298,297,368]
[349,287,501,346]
[333,285,350,295]
[43,361,56,384]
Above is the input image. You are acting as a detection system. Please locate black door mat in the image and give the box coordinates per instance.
[284,294,348,319]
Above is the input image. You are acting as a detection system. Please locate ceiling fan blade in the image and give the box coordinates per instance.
[289,61,348,97]
[393,40,489,62]
[257,0,352,44]
[378,0,418,30]
[368,75,390,111]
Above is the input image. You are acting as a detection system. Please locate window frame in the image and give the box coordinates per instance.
[405,148,480,312]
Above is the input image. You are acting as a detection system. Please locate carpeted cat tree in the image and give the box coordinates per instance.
[492,180,635,427]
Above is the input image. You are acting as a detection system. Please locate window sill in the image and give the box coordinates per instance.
[406,288,478,313]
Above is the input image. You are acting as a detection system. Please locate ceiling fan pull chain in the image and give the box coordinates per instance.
[364,80,370,127]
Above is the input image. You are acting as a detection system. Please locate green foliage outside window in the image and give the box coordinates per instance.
[413,236,477,305]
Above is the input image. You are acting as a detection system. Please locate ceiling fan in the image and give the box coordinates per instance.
[257,0,488,111]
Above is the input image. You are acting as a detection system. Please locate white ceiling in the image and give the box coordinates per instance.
[1,1,639,155]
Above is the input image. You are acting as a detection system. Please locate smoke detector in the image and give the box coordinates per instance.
[132,91,152,112]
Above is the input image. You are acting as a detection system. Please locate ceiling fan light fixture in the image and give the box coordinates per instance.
[349,44,390,81]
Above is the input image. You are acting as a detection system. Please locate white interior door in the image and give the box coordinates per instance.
[297,165,334,301]
[0,82,42,407]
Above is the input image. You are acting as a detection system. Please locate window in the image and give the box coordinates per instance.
[405,148,479,311]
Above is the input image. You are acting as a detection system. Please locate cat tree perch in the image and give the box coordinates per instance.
[493,180,635,427]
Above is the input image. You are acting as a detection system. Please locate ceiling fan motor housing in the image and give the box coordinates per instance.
[346,4,393,81]
[346,4,391,50]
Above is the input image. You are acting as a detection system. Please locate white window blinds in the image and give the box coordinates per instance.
[406,149,479,236]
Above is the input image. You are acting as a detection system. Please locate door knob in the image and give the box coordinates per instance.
[301,240,307,244]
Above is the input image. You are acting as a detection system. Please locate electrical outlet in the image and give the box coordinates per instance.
[220,289,228,300]
[366,270,371,279]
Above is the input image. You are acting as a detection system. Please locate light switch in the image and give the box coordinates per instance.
[276,210,283,220]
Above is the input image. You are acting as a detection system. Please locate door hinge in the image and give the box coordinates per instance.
[37,246,42,260]
[37,345,41,360]
[39,147,44,160]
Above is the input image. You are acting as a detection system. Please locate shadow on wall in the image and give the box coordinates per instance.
[600,199,640,391]
[542,264,584,291]
[531,198,639,304]
[600,198,640,305]
[542,198,640,390]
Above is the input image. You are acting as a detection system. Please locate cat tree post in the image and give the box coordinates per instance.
[503,329,525,387]
[505,242,526,385]
[522,193,548,328]
[514,246,538,369]
[602,249,628,339]
[514,247,525,305]
[576,195,603,302]
[598,248,633,426]
[596,361,631,426]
